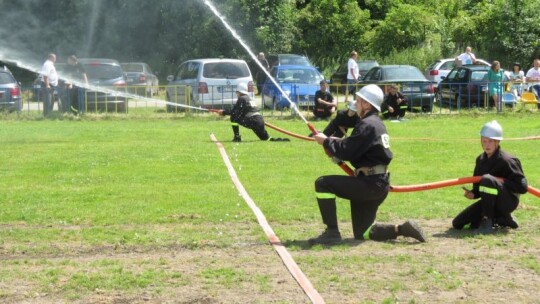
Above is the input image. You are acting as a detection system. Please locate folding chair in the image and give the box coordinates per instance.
[501,92,517,108]
[520,91,539,109]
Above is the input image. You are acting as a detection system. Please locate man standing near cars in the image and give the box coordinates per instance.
[40,53,58,116]
[455,46,477,66]
[313,80,337,120]
[256,52,270,95]
[64,55,88,114]
[345,51,359,102]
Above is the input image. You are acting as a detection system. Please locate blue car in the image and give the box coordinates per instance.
[261,65,325,109]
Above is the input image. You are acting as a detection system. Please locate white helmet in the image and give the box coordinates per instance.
[480,120,503,140]
[347,101,357,112]
[236,82,250,95]
[355,84,384,112]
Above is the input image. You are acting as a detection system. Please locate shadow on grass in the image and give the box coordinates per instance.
[432,227,511,239]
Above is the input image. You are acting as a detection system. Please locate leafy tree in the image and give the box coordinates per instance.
[296,0,371,71]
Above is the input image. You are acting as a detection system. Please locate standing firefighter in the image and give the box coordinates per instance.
[452,120,528,233]
[220,82,288,142]
[309,84,425,245]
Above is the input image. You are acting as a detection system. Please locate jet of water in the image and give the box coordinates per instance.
[201,0,308,124]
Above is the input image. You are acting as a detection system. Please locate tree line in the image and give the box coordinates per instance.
[2,0,540,83]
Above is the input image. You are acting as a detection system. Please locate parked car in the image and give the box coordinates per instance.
[166,58,254,111]
[0,68,21,112]
[436,65,492,108]
[330,60,379,91]
[261,64,325,109]
[361,65,435,112]
[78,58,128,112]
[267,54,314,68]
[425,58,490,84]
[121,62,159,96]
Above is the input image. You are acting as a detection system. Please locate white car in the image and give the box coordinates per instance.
[166,58,255,111]
[425,58,490,84]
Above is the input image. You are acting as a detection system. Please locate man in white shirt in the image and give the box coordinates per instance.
[346,51,359,102]
[456,47,477,66]
[525,58,540,109]
[40,53,58,116]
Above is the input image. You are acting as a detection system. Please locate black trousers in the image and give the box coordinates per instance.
[453,174,519,229]
[315,174,389,239]
[232,115,270,140]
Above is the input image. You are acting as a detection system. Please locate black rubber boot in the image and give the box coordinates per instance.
[369,224,398,241]
[398,220,426,242]
[308,228,342,245]
[494,214,518,229]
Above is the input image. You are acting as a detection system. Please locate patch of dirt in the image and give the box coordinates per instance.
[0,219,539,303]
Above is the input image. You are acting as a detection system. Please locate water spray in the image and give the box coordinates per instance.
[202,0,354,176]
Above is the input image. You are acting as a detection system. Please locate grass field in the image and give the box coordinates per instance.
[1,111,539,303]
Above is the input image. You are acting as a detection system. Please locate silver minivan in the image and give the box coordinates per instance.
[166,58,255,111]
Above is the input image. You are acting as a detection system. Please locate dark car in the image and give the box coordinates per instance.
[121,62,159,96]
[361,65,435,112]
[261,64,325,109]
[329,60,379,93]
[0,68,21,112]
[436,65,491,108]
[78,58,127,112]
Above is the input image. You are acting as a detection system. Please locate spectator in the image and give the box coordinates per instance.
[345,51,359,102]
[321,101,360,138]
[255,52,270,95]
[487,61,506,111]
[39,53,58,116]
[308,84,425,245]
[525,58,540,109]
[63,55,88,114]
[313,80,337,121]
[455,46,477,66]
[452,121,527,234]
[381,85,408,120]
[509,62,525,98]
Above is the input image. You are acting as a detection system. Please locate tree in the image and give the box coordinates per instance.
[296,0,371,70]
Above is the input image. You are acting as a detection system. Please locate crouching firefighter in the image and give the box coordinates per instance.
[219,82,289,142]
[452,120,528,234]
[309,84,426,245]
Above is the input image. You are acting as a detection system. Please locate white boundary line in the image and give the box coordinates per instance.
[210,133,325,304]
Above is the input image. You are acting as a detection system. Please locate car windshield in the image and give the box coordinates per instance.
[471,71,488,82]
[0,72,15,84]
[358,61,377,70]
[122,64,144,72]
[202,62,250,79]
[385,67,425,80]
[278,55,311,66]
[83,63,124,80]
[275,68,322,84]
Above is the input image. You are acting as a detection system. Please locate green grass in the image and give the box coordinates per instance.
[1,111,539,303]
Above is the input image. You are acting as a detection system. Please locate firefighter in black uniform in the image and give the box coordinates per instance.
[220,82,288,142]
[381,84,408,120]
[452,120,528,233]
[309,84,426,245]
[313,80,337,120]
[321,101,360,138]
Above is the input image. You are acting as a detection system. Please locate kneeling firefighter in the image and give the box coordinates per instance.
[310,84,426,245]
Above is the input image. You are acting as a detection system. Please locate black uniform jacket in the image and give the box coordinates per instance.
[224,94,260,122]
[323,109,393,169]
[471,147,528,198]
